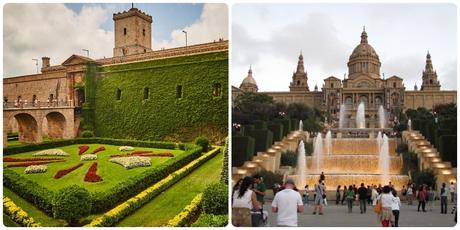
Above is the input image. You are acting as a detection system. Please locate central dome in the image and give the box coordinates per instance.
[347,29,381,79]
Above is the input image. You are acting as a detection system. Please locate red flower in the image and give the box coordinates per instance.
[6,160,66,168]
[130,151,152,155]
[91,146,106,154]
[109,152,174,158]
[3,157,63,162]
[78,146,89,155]
[54,163,84,179]
[84,162,103,182]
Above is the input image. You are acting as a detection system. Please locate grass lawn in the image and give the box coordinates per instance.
[116,151,223,227]
[3,214,20,227]
[4,144,186,193]
[3,187,66,227]
[7,136,53,147]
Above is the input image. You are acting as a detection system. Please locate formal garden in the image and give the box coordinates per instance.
[3,137,228,227]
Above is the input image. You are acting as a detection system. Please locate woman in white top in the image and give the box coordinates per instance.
[376,185,394,227]
[391,190,401,227]
[232,176,261,227]
[371,186,379,206]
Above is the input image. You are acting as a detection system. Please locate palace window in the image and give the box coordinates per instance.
[176,85,183,99]
[116,89,121,100]
[124,28,127,35]
[212,83,222,97]
[143,29,145,36]
[143,87,149,100]
[393,82,397,88]
[330,83,334,88]
[430,79,433,84]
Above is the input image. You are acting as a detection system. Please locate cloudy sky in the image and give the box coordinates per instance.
[232,3,457,91]
[3,3,228,77]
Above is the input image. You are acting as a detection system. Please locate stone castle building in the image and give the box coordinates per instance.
[3,7,228,145]
[233,29,456,128]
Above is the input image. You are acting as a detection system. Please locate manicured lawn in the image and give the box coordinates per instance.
[3,214,20,227]
[3,187,66,227]
[4,144,185,193]
[116,151,223,226]
[7,136,53,147]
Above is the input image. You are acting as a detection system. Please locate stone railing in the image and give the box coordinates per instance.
[4,100,75,110]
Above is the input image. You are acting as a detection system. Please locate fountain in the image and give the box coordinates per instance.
[408,119,412,131]
[296,140,306,187]
[313,134,323,173]
[325,130,332,155]
[356,102,366,128]
[299,120,303,131]
[376,131,382,153]
[378,105,386,128]
[339,104,346,129]
[379,134,390,185]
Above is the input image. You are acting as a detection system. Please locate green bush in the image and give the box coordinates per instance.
[53,186,92,225]
[281,151,297,167]
[268,123,284,142]
[232,136,255,167]
[192,214,228,227]
[413,170,437,189]
[194,136,210,152]
[256,170,283,190]
[202,182,228,215]
[248,129,273,153]
[220,138,229,184]
[253,120,268,129]
[402,151,419,175]
[274,119,290,137]
[81,130,95,138]
[304,142,313,156]
[438,135,457,167]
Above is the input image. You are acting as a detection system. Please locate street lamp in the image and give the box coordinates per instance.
[82,49,89,57]
[32,59,38,73]
[182,30,188,48]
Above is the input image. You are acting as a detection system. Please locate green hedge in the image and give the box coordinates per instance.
[438,135,457,167]
[232,136,255,167]
[248,129,273,153]
[281,151,297,167]
[253,120,268,130]
[192,214,228,227]
[290,119,299,131]
[93,51,228,142]
[220,138,229,184]
[242,125,255,137]
[274,119,290,138]
[268,123,283,142]
[3,138,177,155]
[202,182,228,215]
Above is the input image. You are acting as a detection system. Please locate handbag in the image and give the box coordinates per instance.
[322,193,327,199]
[374,201,382,214]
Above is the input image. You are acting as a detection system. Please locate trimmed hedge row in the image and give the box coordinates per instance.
[3,196,41,227]
[191,214,228,227]
[268,123,283,142]
[86,147,221,227]
[232,136,255,167]
[3,138,177,155]
[220,138,229,184]
[165,193,203,227]
[248,129,273,153]
[274,119,291,137]
[438,135,457,167]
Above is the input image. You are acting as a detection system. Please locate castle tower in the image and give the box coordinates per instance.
[420,51,441,91]
[289,52,309,91]
[347,27,381,79]
[240,66,258,92]
[113,7,153,57]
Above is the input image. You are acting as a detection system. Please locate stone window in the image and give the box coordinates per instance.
[330,83,334,88]
[143,87,149,100]
[393,82,397,88]
[297,80,300,86]
[143,29,145,36]
[124,28,127,35]
[212,83,222,97]
[116,89,121,101]
[430,79,433,84]
[176,85,183,99]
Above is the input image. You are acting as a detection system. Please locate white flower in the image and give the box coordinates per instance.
[33,149,69,156]
[119,146,134,151]
[24,165,47,174]
[109,156,151,169]
[81,154,97,161]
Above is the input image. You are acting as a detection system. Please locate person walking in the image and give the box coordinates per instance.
[417,185,427,212]
[346,185,355,213]
[441,182,448,214]
[377,185,394,227]
[313,180,325,215]
[367,185,372,205]
[341,185,347,205]
[271,179,304,227]
[232,176,261,227]
[427,186,435,211]
[303,184,309,207]
[336,185,341,205]
[407,185,413,205]
[253,174,267,208]
[450,182,456,203]
[391,190,401,227]
[320,172,325,183]
[371,185,378,206]
[401,185,407,202]
[358,183,368,214]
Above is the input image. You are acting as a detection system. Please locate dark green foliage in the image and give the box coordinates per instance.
[290,119,299,131]
[231,136,255,167]
[93,52,228,142]
[303,117,322,133]
[220,138,229,184]
[202,182,228,215]
[274,119,291,137]
[281,151,297,167]
[253,120,268,129]
[192,214,228,227]
[194,136,210,152]
[438,135,457,167]
[304,142,313,156]
[401,151,419,175]
[413,170,437,189]
[81,130,94,138]
[267,123,283,142]
[242,124,255,136]
[256,170,283,190]
[3,169,54,215]
[53,186,91,224]
[248,129,273,153]
[396,143,408,154]
[233,92,277,124]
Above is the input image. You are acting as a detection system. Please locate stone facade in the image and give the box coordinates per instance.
[233,29,457,127]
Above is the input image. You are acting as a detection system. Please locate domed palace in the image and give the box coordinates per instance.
[233,28,457,128]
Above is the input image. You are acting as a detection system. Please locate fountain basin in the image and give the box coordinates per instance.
[305,155,402,174]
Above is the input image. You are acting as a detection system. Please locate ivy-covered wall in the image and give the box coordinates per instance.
[92,51,228,143]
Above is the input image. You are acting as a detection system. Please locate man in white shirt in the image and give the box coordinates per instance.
[449,182,456,203]
[271,179,304,227]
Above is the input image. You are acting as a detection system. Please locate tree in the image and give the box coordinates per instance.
[53,185,92,226]
[233,92,277,124]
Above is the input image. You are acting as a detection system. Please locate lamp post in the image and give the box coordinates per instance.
[182,30,188,48]
[82,49,89,57]
[32,59,38,73]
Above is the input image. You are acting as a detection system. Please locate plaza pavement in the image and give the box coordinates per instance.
[263,200,457,227]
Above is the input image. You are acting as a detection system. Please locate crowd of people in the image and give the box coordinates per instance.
[232,172,457,227]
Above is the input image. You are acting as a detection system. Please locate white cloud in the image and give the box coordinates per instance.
[3,3,113,77]
[153,3,228,49]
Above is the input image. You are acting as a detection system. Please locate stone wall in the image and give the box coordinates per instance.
[404,90,457,110]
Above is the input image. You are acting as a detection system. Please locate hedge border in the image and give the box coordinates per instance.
[3,196,41,227]
[165,193,203,227]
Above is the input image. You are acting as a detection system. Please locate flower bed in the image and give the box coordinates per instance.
[109,152,174,158]
[33,149,69,156]
[109,156,151,169]
[84,162,103,182]
[3,196,41,227]
[165,193,203,227]
[3,157,63,162]
[130,150,152,155]
[119,146,134,151]
[54,163,84,179]
[6,160,66,168]
[79,145,90,155]
[24,165,47,174]
[81,154,97,161]
[86,147,220,227]
[91,146,106,154]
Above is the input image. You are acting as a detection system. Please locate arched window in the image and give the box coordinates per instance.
[393,82,397,88]
[330,83,334,88]
[123,28,127,35]
[143,29,145,36]
[143,87,149,100]
[297,80,300,86]
[430,79,433,84]
[116,89,121,100]
[212,83,222,97]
